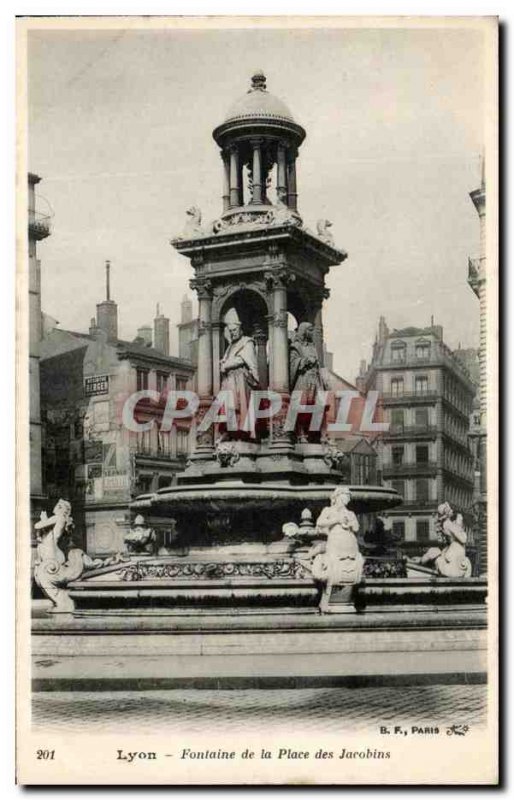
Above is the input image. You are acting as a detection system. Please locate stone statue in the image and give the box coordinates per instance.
[268,187,297,226]
[289,322,327,398]
[316,218,334,244]
[34,499,125,612]
[220,322,260,425]
[420,502,472,578]
[124,514,157,555]
[309,486,364,612]
[182,205,203,238]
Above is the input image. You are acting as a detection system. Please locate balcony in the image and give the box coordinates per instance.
[382,461,438,478]
[468,256,483,295]
[28,210,52,240]
[135,444,188,463]
[383,425,437,440]
[381,391,438,405]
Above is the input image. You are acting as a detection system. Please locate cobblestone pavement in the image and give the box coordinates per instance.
[33,685,486,734]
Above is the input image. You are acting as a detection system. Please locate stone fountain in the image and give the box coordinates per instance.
[32,74,487,696]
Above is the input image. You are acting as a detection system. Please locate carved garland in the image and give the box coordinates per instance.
[119,559,312,582]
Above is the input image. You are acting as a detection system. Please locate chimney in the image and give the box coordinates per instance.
[359,359,367,376]
[154,303,170,355]
[96,260,118,342]
[181,294,193,324]
[136,325,153,347]
[378,316,389,343]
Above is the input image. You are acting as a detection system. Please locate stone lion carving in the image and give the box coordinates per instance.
[215,437,241,468]
[34,500,125,612]
[323,442,347,472]
[316,218,334,244]
[182,205,203,237]
[419,502,472,578]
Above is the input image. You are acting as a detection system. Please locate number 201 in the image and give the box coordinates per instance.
[36,750,55,760]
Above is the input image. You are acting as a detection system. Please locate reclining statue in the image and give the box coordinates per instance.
[418,502,472,578]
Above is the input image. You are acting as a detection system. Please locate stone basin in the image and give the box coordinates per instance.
[130,482,402,548]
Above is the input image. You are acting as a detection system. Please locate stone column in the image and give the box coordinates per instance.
[221,150,230,213]
[266,271,290,394]
[251,139,263,204]
[229,146,240,208]
[276,141,287,199]
[286,147,298,211]
[190,277,214,454]
[193,280,213,397]
[253,326,268,388]
[211,321,224,394]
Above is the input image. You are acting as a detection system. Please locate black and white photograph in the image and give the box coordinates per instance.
[15,14,498,785]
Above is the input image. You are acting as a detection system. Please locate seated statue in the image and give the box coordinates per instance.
[420,502,472,578]
[309,486,364,612]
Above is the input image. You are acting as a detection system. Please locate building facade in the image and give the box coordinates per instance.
[40,265,195,556]
[467,165,488,573]
[357,318,476,559]
[28,173,52,522]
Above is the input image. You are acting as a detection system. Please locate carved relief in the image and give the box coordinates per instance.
[189,276,213,299]
[119,559,311,582]
[215,438,241,468]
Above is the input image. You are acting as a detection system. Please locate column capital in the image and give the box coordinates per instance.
[264,268,296,291]
[189,276,213,299]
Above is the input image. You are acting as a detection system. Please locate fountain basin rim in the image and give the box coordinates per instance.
[131,483,402,512]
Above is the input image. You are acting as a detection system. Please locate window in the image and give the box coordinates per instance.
[415,478,429,501]
[415,375,429,395]
[391,479,405,497]
[415,341,431,361]
[136,368,149,391]
[391,342,406,364]
[158,476,171,490]
[392,446,404,465]
[391,377,404,396]
[137,474,153,494]
[391,409,404,431]
[176,376,189,391]
[416,519,430,540]
[416,445,429,464]
[392,520,405,539]
[415,407,429,429]
[156,372,169,393]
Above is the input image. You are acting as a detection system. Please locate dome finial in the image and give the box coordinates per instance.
[250,70,267,92]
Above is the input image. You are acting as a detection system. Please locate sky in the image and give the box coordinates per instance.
[27,22,485,380]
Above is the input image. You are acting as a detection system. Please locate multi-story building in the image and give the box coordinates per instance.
[28,173,52,523]
[467,164,488,573]
[40,263,195,555]
[356,318,476,559]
